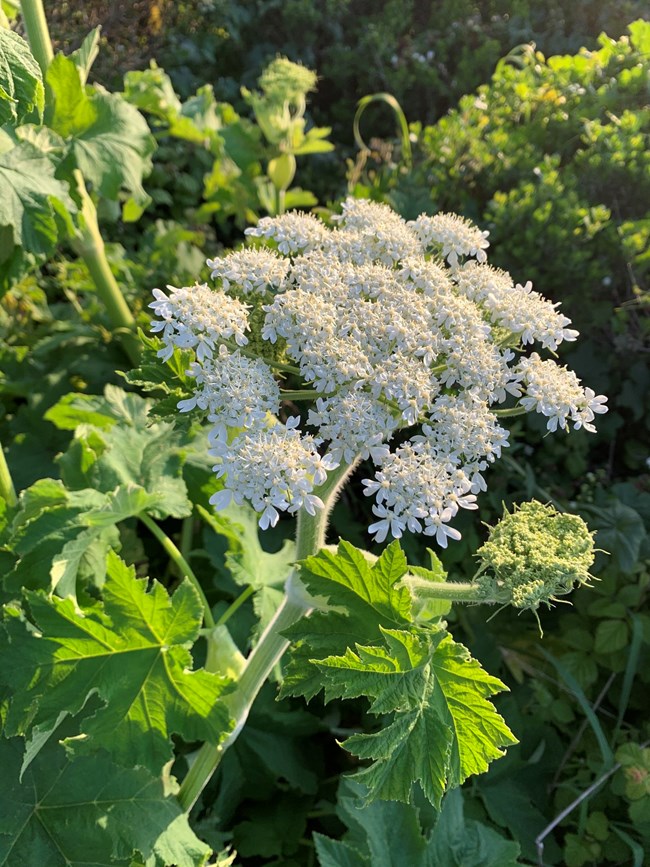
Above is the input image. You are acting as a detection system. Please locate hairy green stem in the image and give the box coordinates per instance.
[399,575,484,603]
[0,442,17,508]
[19,0,53,74]
[138,513,215,628]
[177,458,359,811]
[71,172,140,365]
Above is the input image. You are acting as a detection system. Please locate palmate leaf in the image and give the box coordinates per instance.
[0,736,211,867]
[282,541,516,806]
[0,28,44,124]
[2,477,117,596]
[2,552,232,773]
[0,138,74,249]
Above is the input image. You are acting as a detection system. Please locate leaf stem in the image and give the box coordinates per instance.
[138,513,215,628]
[215,584,255,627]
[19,0,54,75]
[70,171,140,365]
[177,458,359,811]
[0,441,17,508]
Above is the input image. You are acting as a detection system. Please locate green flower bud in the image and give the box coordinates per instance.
[475,501,595,610]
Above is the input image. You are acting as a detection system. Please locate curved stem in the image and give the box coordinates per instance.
[178,584,307,811]
[216,584,255,627]
[493,405,528,418]
[138,513,215,628]
[280,390,320,402]
[19,0,54,75]
[400,575,483,603]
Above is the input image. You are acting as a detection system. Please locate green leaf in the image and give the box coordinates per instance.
[0,28,44,124]
[45,53,155,206]
[3,551,232,773]
[0,736,212,866]
[0,139,74,252]
[69,26,101,85]
[584,500,646,573]
[282,541,515,806]
[594,618,629,654]
[3,478,115,595]
[314,779,522,867]
[52,386,193,520]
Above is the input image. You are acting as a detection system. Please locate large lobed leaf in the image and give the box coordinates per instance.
[0,735,211,867]
[0,28,44,124]
[2,552,232,774]
[282,541,516,806]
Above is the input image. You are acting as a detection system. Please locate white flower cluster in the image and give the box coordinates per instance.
[515,353,608,432]
[150,197,607,542]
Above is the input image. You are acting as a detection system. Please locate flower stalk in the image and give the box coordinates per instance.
[177,458,358,811]
[71,172,141,365]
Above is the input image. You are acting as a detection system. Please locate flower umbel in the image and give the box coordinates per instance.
[151,198,607,541]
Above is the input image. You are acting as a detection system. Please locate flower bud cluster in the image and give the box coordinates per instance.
[475,502,595,610]
[150,198,607,541]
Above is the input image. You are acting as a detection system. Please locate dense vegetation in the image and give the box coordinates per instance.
[0,2,648,865]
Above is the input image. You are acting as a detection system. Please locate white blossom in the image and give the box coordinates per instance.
[179,345,280,438]
[207,248,290,295]
[515,353,608,432]
[407,212,490,267]
[149,283,249,361]
[362,442,478,545]
[151,195,607,543]
[244,211,329,254]
[454,262,579,351]
[308,389,397,464]
[209,419,338,529]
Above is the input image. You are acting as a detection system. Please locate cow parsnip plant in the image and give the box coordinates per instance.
[144,198,604,813]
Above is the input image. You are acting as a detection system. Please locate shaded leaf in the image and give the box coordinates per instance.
[46,53,155,207]
[0,736,211,866]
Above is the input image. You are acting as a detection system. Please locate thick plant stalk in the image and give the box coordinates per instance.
[177,459,359,811]
[71,172,141,365]
[19,0,53,75]
[0,442,17,508]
